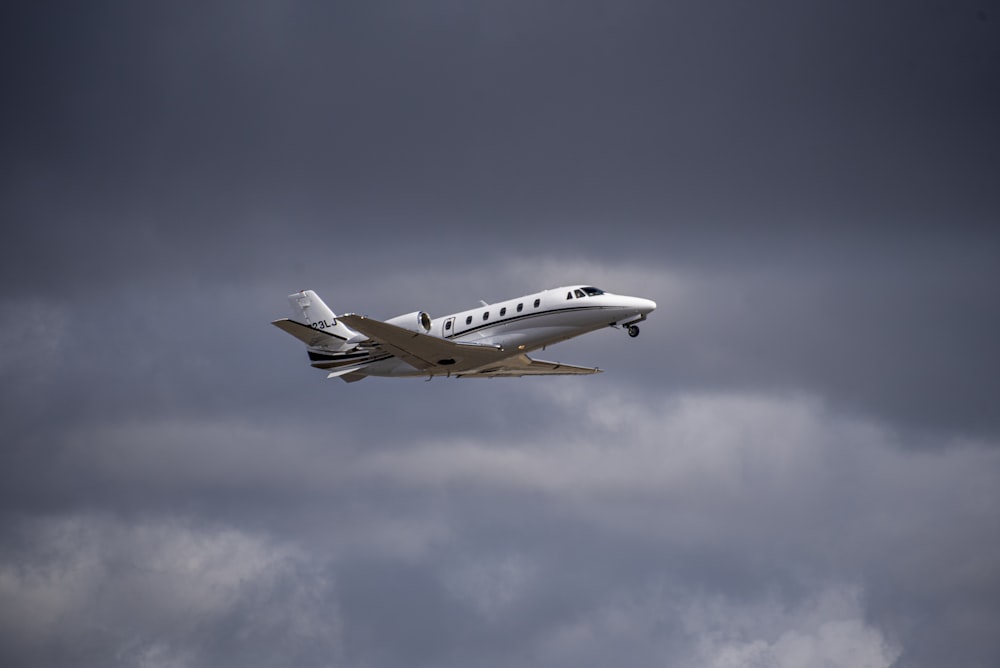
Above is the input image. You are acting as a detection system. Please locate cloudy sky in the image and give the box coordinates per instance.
[3,2,999,667]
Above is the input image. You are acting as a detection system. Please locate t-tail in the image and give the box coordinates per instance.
[271,290,360,352]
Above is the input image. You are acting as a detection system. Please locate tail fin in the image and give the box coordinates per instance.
[272,290,359,351]
[289,290,337,326]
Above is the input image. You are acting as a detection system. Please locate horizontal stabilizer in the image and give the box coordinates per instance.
[272,318,347,349]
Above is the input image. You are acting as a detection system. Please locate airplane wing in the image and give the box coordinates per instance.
[337,315,602,377]
[456,354,601,378]
[337,314,508,372]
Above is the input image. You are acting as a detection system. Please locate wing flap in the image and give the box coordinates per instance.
[326,365,367,379]
[457,355,601,378]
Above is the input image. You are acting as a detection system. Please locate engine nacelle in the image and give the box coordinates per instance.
[385,310,432,333]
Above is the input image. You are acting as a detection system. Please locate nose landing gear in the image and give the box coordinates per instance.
[616,313,646,339]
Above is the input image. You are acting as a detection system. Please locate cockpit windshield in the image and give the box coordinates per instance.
[581,286,604,296]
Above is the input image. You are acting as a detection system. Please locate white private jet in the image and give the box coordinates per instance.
[272,285,656,382]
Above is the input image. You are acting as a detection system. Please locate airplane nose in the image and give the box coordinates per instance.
[639,298,656,314]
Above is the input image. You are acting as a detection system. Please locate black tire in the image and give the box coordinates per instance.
[627,325,640,338]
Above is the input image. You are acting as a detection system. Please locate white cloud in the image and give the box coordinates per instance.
[531,582,899,668]
[688,587,901,668]
[353,390,855,500]
[350,386,1000,526]
[48,385,1000,667]
[0,514,339,665]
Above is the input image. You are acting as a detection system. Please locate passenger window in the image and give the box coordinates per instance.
[500,307,506,316]
[483,312,489,320]
[533,298,540,308]
[517,303,523,312]
[445,321,452,331]
[466,315,473,325]
[574,289,585,298]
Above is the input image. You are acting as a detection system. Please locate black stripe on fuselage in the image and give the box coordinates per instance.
[446,303,614,339]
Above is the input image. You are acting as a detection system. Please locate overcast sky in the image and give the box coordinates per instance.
[2,2,1000,667]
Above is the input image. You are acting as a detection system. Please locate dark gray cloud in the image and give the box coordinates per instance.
[2,2,999,667]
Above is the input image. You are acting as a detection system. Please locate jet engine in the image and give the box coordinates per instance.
[385,310,432,333]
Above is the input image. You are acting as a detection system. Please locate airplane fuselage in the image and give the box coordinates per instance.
[274,284,656,381]
[359,285,655,378]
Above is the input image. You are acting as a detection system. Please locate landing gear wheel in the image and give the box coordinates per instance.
[627,325,640,338]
